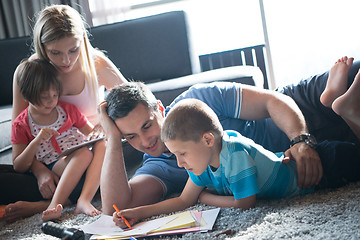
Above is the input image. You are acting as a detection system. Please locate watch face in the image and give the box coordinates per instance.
[305,138,316,148]
[304,134,317,148]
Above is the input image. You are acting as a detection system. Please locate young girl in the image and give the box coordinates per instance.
[4,4,127,222]
[11,59,101,221]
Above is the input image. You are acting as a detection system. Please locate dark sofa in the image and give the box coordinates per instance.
[0,11,265,167]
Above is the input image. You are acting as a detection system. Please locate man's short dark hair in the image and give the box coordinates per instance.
[105,82,158,120]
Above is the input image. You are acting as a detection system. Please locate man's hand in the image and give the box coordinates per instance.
[98,101,122,139]
[284,143,323,189]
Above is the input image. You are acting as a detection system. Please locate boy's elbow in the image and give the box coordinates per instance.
[233,195,256,210]
[239,202,256,210]
[233,203,254,210]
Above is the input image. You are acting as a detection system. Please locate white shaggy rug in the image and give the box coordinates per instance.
[1,181,360,240]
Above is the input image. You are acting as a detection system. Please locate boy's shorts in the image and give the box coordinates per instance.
[132,154,188,198]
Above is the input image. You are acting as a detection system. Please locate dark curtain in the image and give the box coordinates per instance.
[0,0,92,40]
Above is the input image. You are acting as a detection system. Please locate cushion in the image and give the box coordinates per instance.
[148,65,264,106]
[0,36,32,106]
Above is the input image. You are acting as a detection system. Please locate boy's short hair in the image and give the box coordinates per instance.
[161,98,223,142]
[16,59,62,105]
[105,82,158,120]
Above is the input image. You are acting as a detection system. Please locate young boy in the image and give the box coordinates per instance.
[11,59,102,221]
[113,98,360,227]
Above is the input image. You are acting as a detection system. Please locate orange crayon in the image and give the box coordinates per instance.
[0,205,5,219]
[113,204,132,229]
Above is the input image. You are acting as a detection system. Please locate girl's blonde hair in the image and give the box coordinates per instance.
[32,4,99,103]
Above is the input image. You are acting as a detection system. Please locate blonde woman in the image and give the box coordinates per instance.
[4,4,127,222]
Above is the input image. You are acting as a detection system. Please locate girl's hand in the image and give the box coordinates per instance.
[87,123,105,140]
[31,161,59,199]
[36,128,59,143]
[113,208,141,229]
[37,169,59,199]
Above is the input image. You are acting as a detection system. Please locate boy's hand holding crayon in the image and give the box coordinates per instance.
[112,204,141,229]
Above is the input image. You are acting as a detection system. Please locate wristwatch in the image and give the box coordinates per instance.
[290,133,317,148]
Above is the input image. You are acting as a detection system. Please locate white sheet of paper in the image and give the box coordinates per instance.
[119,215,176,236]
[84,214,176,239]
[200,208,220,232]
[79,215,123,235]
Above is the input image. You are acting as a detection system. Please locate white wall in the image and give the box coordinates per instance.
[89,0,360,88]
[186,0,360,88]
[264,0,360,88]
[183,0,264,55]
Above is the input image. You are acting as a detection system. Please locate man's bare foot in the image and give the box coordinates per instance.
[332,68,360,137]
[3,201,49,223]
[42,204,63,222]
[320,56,354,107]
[74,199,101,216]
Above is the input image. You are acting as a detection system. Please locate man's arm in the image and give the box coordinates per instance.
[99,101,165,215]
[241,85,306,138]
[240,85,323,188]
[98,101,131,215]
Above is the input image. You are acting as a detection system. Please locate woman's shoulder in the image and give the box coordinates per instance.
[28,53,38,61]
[14,54,38,72]
[93,49,114,71]
[92,48,106,62]
[92,49,127,87]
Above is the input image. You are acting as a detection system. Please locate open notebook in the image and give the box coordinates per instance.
[79,208,220,239]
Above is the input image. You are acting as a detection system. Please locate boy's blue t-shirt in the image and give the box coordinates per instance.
[166,82,290,152]
[188,130,313,199]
